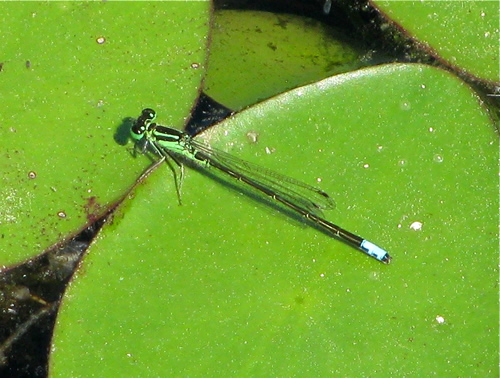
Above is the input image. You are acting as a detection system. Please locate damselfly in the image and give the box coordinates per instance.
[131,108,391,264]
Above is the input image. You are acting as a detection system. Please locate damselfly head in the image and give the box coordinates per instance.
[131,108,157,140]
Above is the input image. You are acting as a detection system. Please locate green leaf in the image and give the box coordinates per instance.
[204,10,364,110]
[51,64,498,376]
[374,0,499,82]
[0,1,210,266]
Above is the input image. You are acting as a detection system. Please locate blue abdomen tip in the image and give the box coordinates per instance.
[360,240,391,263]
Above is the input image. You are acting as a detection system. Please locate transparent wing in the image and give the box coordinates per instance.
[189,139,335,217]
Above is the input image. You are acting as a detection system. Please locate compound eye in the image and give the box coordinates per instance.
[131,122,146,140]
[141,108,156,122]
[136,125,146,134]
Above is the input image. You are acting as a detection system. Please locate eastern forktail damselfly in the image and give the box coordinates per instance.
[131,108,391,264]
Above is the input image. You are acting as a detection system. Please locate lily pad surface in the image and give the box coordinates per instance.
[0,1,210,266]
[204,10,364,110]
[374,0,499,83]
[51,64,498,376]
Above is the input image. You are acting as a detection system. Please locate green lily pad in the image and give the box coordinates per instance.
[51,64,497,376]
[374,0,499,83]
[0,1,210,266]
[204,10,364,110]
